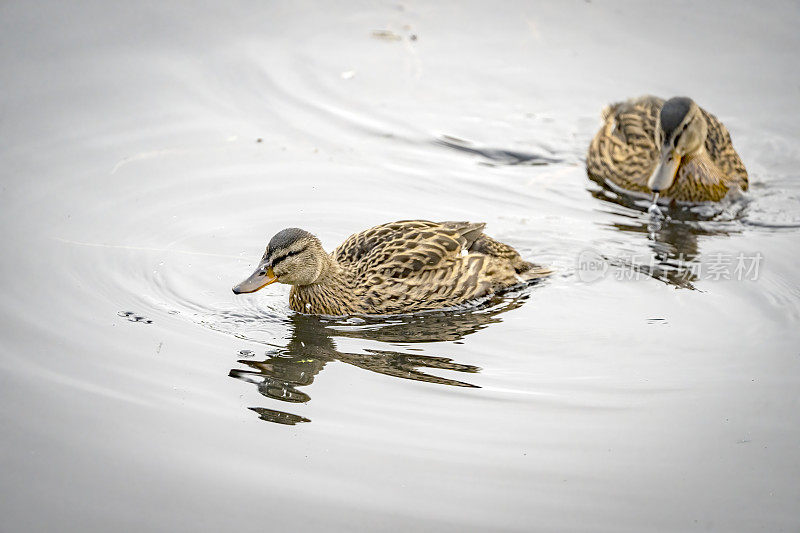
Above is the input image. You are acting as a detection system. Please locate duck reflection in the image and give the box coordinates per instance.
[606,217,711,289]
[589,186,741,288]
[229,294,529,425]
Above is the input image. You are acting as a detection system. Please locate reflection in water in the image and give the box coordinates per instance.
[230,293,531,424]
[434,135,563,166]
[249,408,311,425]
[588,186,744,289]
[607,217,735,289]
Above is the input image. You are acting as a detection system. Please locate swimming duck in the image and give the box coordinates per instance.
[232,220,550,315]
[587,96,748,203]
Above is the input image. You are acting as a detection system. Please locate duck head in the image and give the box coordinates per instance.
[648,96,708,193]
[232,228,327,294]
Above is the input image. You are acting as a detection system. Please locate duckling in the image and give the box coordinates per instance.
[587,96,748,203]
[232,220,550,315]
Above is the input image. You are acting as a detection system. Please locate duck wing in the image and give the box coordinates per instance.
[587,95,663,192]
[700,108,749,190]
[333,220,485,280]
[332,221,548,313]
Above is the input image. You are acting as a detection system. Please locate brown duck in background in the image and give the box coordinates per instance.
[587,96,748,203]
[233,220,550,315]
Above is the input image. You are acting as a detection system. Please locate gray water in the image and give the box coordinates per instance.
[2,1,800,531]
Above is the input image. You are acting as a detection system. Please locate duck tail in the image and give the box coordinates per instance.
[601,102,620,121]
[516,261,553,281]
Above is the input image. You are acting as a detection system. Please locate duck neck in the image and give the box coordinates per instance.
[680,146,721,182]
[289,256,356,315]
[673,147,728,201]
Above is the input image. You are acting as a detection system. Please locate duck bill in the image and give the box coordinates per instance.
[647,146,681,193]
[232,265,278,294]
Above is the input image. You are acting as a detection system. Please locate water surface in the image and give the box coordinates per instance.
[2,1,799,531]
